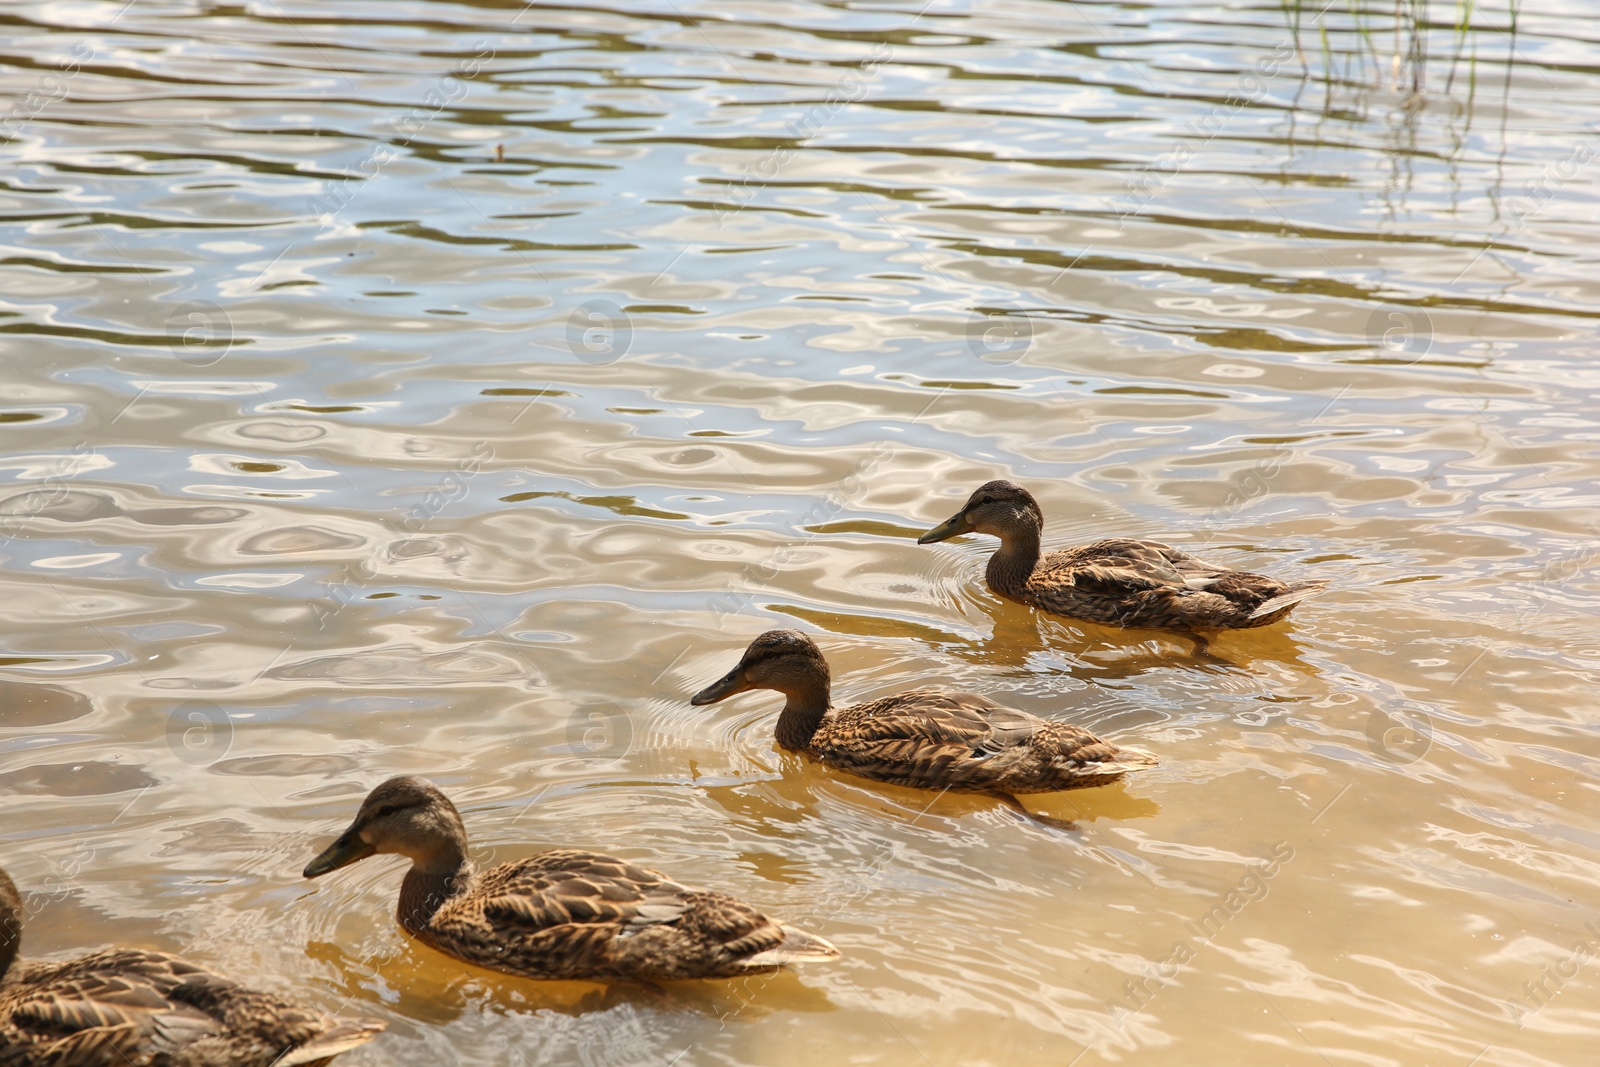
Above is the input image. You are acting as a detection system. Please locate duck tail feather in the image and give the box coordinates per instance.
[742,925,841,967]
[1107,747,1160,769]
[273,1020,387,1066]
[1247,580,1328,620]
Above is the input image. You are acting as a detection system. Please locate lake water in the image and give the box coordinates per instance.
[1,1,1596,1064]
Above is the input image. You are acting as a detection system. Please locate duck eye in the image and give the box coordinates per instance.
[374,804,400,819]
[979,496,993,506]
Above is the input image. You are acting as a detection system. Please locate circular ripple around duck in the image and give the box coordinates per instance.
[910,540,990,617]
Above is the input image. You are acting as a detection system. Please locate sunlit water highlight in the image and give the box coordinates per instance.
[1,1,1596,1065]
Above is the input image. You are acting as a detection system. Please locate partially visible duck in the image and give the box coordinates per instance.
[0,865,384,1065]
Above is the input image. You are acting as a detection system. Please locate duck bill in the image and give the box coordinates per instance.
[690,671,749,706]
[917,511,974,544]
[303,829,375,879]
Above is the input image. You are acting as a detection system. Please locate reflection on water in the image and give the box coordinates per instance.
[1,0,1596,1064]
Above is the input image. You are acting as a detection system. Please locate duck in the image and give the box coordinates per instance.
[690,629,1157,823]
[918,480,1326,648]
[0,865,384,1066]
[301,776,839,981]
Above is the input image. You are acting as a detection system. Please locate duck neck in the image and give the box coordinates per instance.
[774,686,832,751]
[397,845,472,936]
[986,523,1042,596]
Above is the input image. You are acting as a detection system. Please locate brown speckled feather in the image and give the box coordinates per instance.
[1019,537,1324,631]
[420,849,799,980]
[813,688,1157,794]
[0,947,384,1067]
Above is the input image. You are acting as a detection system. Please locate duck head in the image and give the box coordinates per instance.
[917,479,1043,544]
[304,775,468,878]
[689,629,831,706]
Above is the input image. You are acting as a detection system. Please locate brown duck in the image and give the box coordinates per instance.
[0,865,384,1066]
[918,480,1326,647]
[302,776,839,981]
[690,630,1157,823]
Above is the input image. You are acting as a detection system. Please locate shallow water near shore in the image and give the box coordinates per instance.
[1,1,1597,1064]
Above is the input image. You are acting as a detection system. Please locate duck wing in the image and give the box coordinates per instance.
[826,688,1033,745]
[0,950,383,1066]
[433,850,835,980]
[473,850,682,931]
[1042,538,1230,593]
[1078,539,1324,620]
[1027,538,1322,630]
[0,959,194,1066]
[813,689,1156,794]
[813,689,1041,789]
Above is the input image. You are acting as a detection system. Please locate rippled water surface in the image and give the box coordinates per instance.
[3,1,1598,1063]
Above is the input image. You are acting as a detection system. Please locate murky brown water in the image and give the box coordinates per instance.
[2,1,1597,1064]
